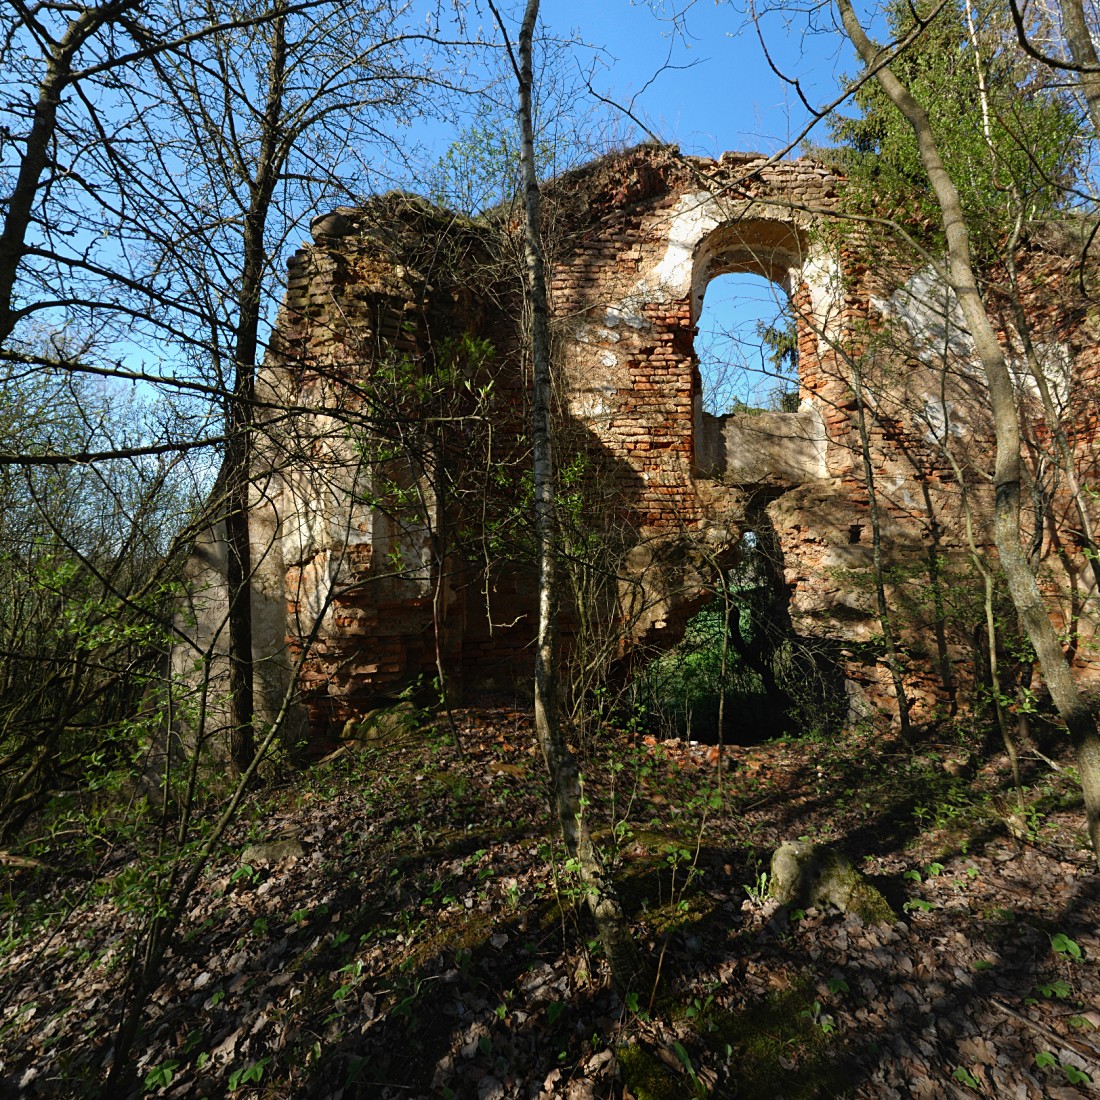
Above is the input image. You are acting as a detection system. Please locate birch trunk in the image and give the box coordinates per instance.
[502,0,638,987]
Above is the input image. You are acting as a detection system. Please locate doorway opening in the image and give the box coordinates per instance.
[628,527,846,746]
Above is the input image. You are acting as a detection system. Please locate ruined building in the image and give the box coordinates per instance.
[174,145,1100,749]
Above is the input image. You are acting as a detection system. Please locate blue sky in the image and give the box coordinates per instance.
[540,0,844,158]
[371,2,858,409]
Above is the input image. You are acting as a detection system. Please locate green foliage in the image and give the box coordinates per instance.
[952,1065,981,1088]
[631,533,845,743]
[1034,1052,1091,1085]
[820,0,1084,257]
[429,103,557,215]
[1051,932,1083,961]
[228,1058,267,1092]
[799,999,836,1035]
[0,361,198,839]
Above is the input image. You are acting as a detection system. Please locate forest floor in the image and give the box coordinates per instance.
[2,702,1100,1099]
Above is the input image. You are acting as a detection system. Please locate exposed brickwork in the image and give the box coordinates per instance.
[176,145,1100,746]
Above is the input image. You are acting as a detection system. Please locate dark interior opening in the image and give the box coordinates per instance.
[627,522,847,746]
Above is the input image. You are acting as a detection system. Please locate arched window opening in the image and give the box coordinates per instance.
[695,271,799,416]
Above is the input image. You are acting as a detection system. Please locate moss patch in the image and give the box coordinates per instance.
[693,985,852,1100]
[617,1041,698,1100]
[771,841,895,924]
[847,879,895,924]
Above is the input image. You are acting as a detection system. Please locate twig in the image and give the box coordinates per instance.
[992,998,1100,1064]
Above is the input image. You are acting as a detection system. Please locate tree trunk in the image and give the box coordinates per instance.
[837,0,1100,864]
[222,1,289,776]
[501,0,638,987]
[850,356,912,740]
[1059,0,1100,140]
[0,2,138,341]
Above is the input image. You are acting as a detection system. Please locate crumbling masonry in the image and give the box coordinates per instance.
[175,145,1100,748]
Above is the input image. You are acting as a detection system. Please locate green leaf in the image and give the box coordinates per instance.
[1034,1051,1057,1069]
[1051,933,1083,960]
[143,1060,180,1089]
[1036,979,1071,999]
[952,1066,980,1088]
[672,1040,700,1085]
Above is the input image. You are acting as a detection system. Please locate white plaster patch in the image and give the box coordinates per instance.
[600,350,617,368]
[648,191,723,299]
[802,247,843,351]
[872,267,974,365]
[1013,342,1071,411]
[891,474,916,509]
[569,393,612,422]
[875,267,1076,410]
[605,305,645,329]
[919,397,965,445]
[574,324,621,345]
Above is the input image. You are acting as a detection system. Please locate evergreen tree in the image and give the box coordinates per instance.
[823,0,1084,256]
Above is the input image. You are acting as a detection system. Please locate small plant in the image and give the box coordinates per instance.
[743,870,769,905]
[800,999,835,1035]
[1051,932,1083,961]
[228,1059,267,1091]
[1030,978,1071,1002]
[229,863,261,887]
[903,898,935,914]
[684,992,717,1032]
[1035,1051,1092,1086]
[144,1059,180,1089]
[671,1039,706,1097]
[952,1065,980,1089]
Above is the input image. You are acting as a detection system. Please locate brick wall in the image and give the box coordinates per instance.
[175,145,1100,747]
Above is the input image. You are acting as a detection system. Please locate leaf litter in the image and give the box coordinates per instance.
[1,703,1099,1098]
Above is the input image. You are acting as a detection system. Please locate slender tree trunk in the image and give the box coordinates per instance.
[837,0,1100,864]
[495,0,638,987]
[716,574,731,792]
[223,1,288,775]
[0,2,138,341]
[1059,0,1100,140]
[851,357,913,740]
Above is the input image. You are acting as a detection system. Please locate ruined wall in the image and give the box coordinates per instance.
[175,145,1100,748]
